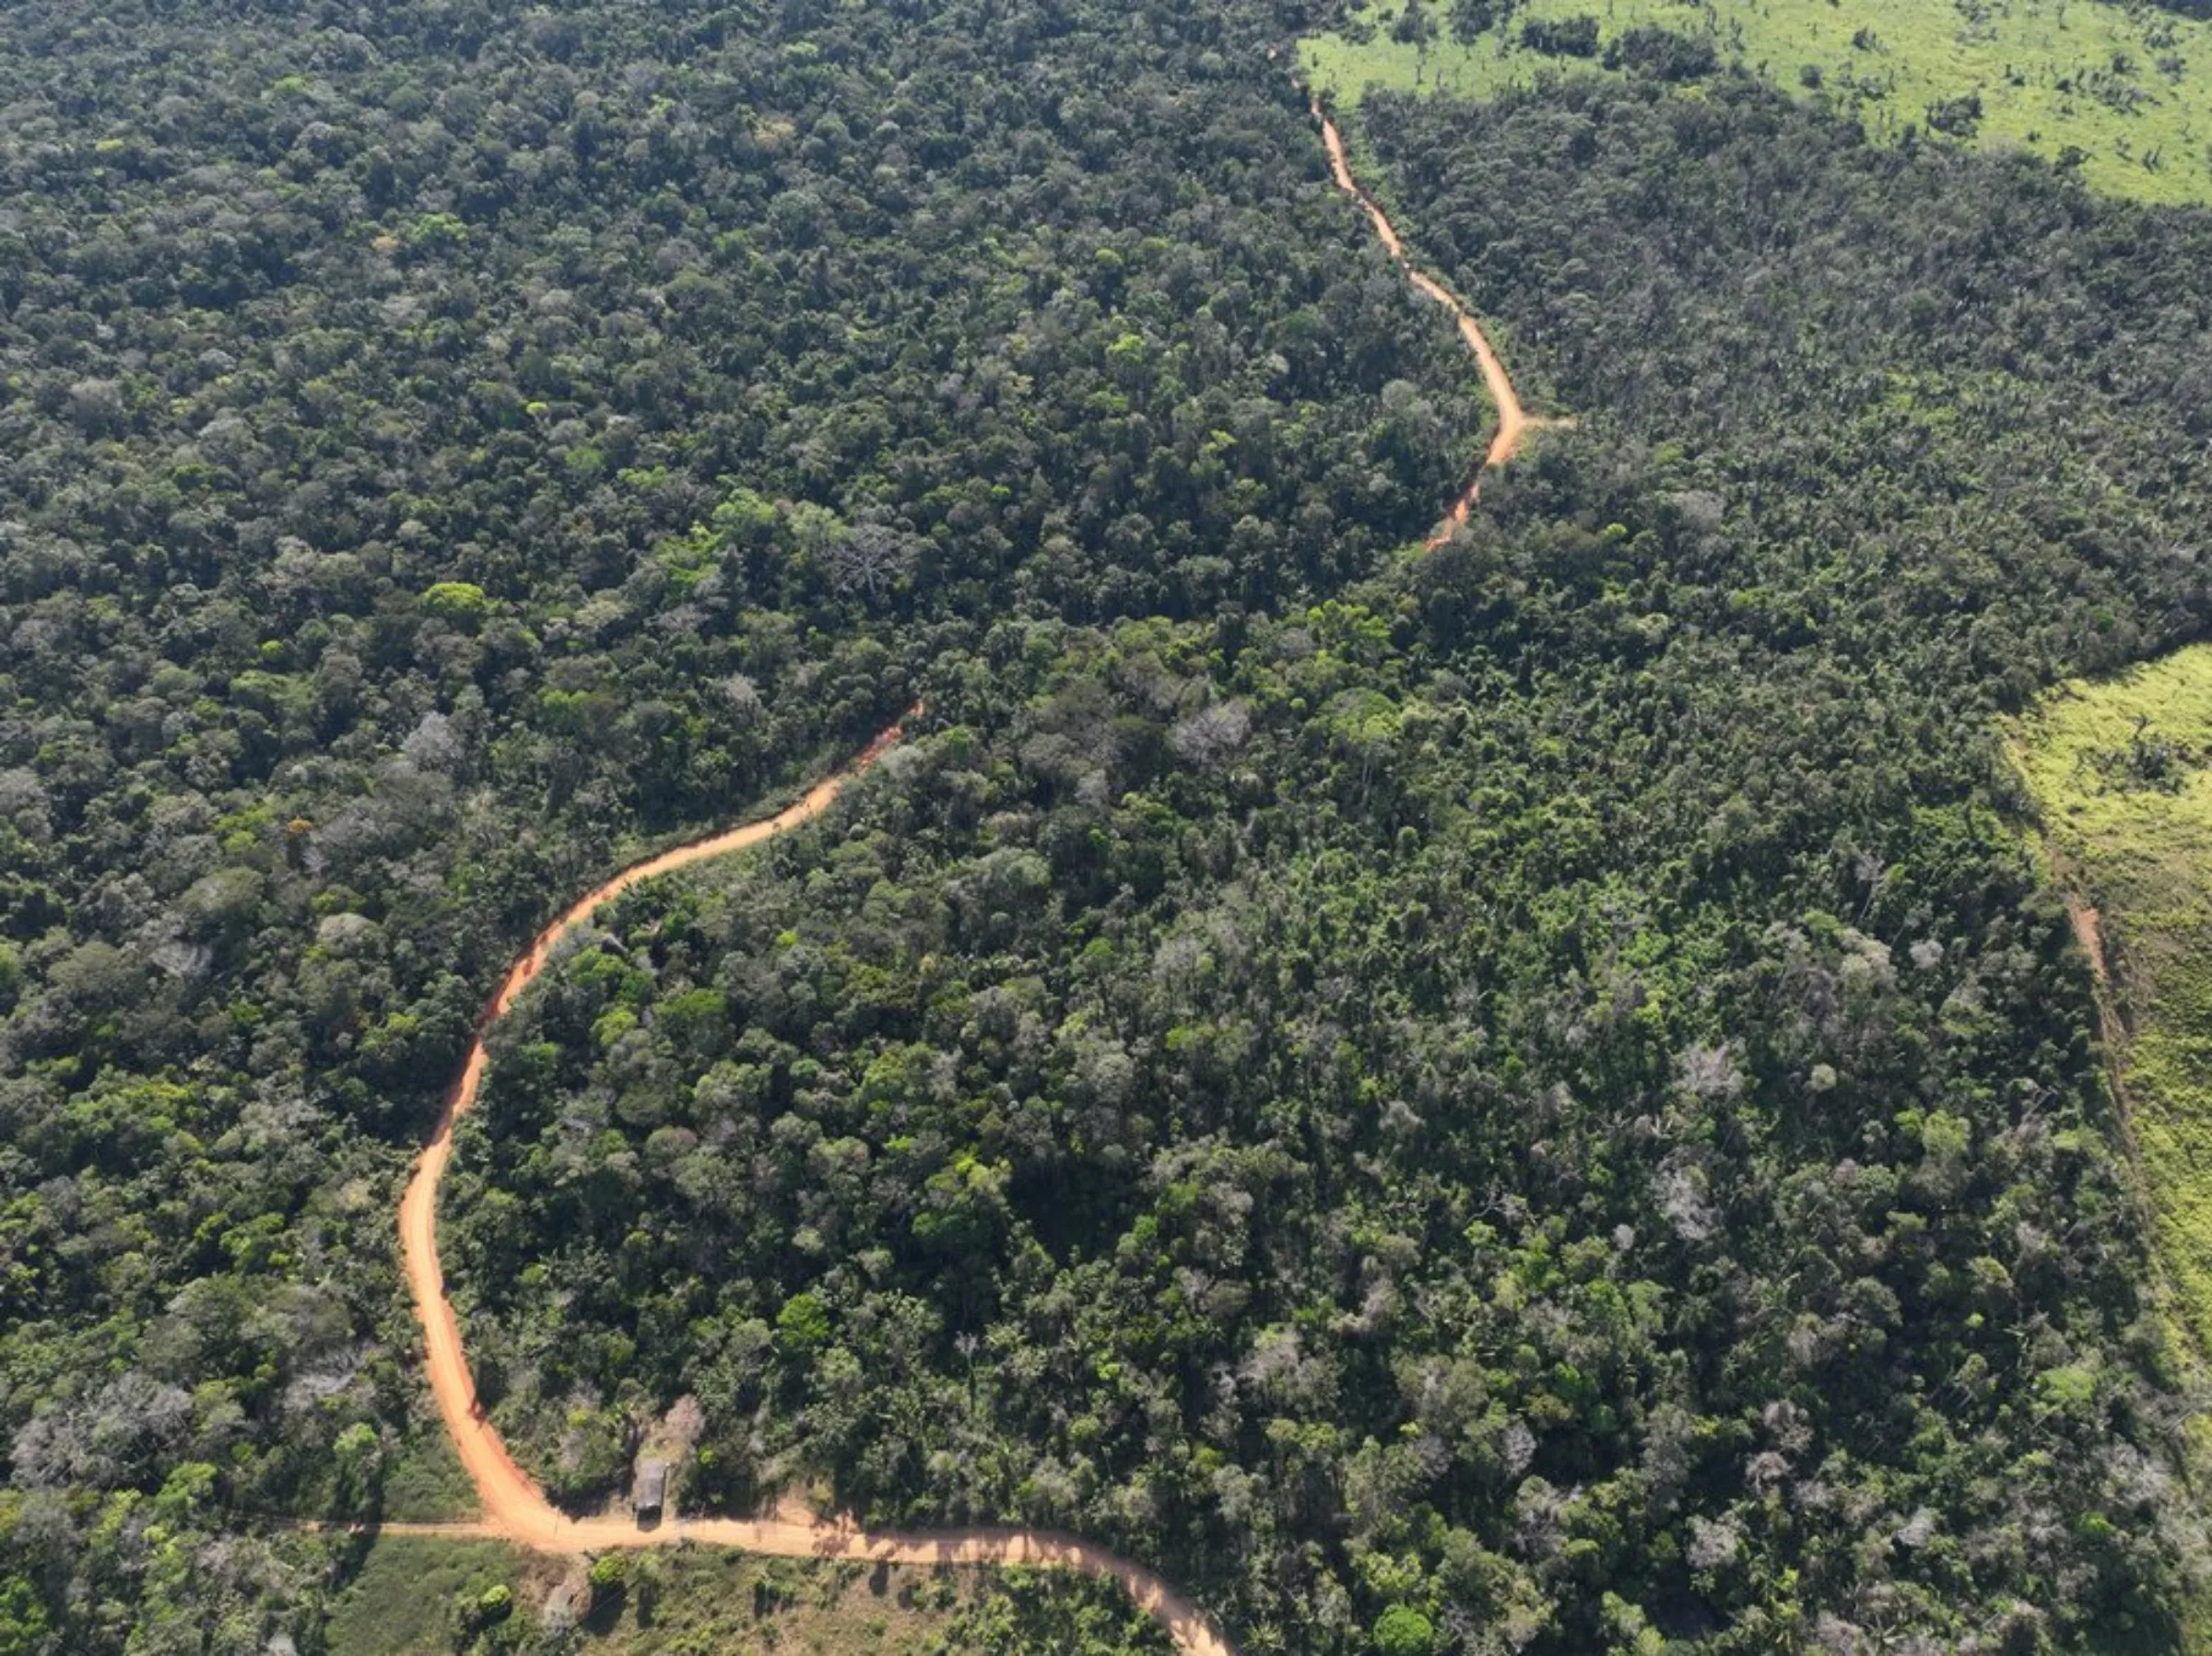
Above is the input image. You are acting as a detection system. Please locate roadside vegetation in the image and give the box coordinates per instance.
[1302,0,2212,205]
[324,1534,1167,1656]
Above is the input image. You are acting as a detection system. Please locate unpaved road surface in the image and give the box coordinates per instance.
[1316,100,1540,539]
[396,103,1547,1656]
[396,710,1232,1656]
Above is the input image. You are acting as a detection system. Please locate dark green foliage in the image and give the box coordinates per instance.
[1364,72,2212,699]
[1522,17,1601,59]
[0,0,1474,1648]
[1926,92,1986,138]
[1450,0,1510,46]
[1395,0,1440,47]
[6,0,2212,1653]
[1605,26,1721,80]
[445,64,2212,1656]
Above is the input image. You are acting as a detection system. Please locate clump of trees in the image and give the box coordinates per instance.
[1605,25,1720,81]
[1522,17,1600,59]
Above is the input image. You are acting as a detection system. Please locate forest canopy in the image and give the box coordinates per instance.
[459,54,2212,1656]
[4,1,2212,1654]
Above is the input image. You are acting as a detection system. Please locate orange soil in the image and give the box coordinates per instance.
[2066,893,2111,992]
[1315,99,1543,542]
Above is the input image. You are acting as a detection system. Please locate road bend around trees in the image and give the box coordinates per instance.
[393,105,1549,1656]
[1314,98,1540,542]
[393,709,1234,1656]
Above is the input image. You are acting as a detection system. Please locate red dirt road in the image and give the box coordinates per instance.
[395,709,1232,1656]
[1316,100,1542,540]
[394,102,1551,1656]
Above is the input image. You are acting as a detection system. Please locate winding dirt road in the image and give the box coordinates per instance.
[1314,99,1541,543]
[394,709,1230,1656]
[393,100,1547,1656]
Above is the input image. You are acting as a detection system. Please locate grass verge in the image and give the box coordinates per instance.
[323,1534,521,1656]
[324,1533,1177,1656]
[377,1424,481,1524]
[2012,643,2212,1354]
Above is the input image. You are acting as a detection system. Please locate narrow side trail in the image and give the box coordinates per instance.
[394,708,1231,1656]
[1314,98,1547,543]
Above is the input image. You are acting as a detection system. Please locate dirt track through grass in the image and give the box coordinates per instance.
[2014,647,2212,1354]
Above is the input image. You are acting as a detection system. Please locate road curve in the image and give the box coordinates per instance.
[1314,98,1538,542]
[397,104,1540,1656]
[396,706,1233,1656]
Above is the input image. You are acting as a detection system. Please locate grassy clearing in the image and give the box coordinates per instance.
[324,1533,1169,1656]
[563,1552,972,1656]
[2014,643,2212,1354]
[1301,0,2212,206]
[322,1534,523,1656]
[324,1536,963,1656]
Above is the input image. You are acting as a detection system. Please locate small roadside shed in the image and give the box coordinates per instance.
[632,1458,668,1521]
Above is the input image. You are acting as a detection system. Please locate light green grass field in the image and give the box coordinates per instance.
[1302,0,2212,206]
[2014,644,2212,1355]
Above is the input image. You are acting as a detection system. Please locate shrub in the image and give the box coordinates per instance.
[1374,1605,1436,1656]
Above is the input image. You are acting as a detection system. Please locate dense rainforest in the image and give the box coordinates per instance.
[5,0,2212,1654]
[0,0,1476,1650]
[448,49,2212,1656]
